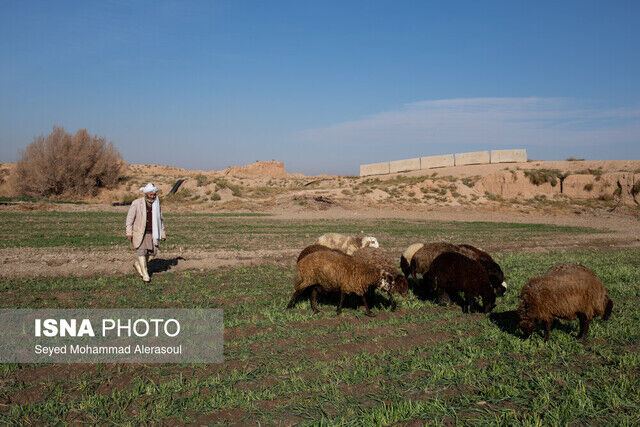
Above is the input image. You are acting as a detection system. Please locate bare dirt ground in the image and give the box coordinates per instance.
[2,206,638,280]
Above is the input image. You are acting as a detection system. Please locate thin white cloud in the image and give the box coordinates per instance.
[296,97,640,147]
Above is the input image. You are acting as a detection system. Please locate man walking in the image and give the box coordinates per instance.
[126,183,165,282]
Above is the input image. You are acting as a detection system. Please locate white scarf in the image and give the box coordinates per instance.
[141,183,163,246]
[150,197,162,246]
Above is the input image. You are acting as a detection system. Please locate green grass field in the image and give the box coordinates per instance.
[0,213,638,424]
[0,211,601,251]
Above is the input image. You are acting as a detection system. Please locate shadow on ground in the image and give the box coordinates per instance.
[149,257,185,275]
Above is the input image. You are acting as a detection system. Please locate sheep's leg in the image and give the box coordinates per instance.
[336,291,345,315]
[543,320,552,342]
[462,293,471,313]
[286,290,304,309]
[310,287,320,314]
[436,287,450,306]
[603,298,613,321]
[361,294,375,317]
[387,292,397,312]
[577,313,590,339]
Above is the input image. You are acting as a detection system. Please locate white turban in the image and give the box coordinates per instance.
[140,183,159,194]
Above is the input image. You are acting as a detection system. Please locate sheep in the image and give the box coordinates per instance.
[518,263,613,341]
[353,247,409,310]
[545,262,592,275]
[314,233,379,256]
[424,252,497,313]
[400,243,424,279]
[409,242,459,278]
[410,242,507,298]
[286,250,396,317]
[296,244,344,263]
[456,244,507,296]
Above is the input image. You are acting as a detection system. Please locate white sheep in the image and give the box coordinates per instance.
[315,233,379,256]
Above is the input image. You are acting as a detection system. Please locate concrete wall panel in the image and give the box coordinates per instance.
[454,151,490,166]
[420,154,454,169]
[389,158,421,174]
[490,149,527,163]
[360,162,390,176]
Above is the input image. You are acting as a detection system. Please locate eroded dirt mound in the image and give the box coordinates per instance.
[220,161,289,178]
[476,169,639,204]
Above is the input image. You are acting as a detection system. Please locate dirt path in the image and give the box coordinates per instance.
[1,207,639,279]
[0,247,299,280]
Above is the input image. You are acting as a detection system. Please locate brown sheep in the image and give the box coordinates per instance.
[410,242,507,297]
[353,247,409,310]
[297,244,344,263]
[425,252,497,313]
[410,242,459,278]
[518,263,613,341]
[315,233,379,256]
[456,244,507,296]
[286,250,396,317]
[400,243,424,279]
[545,262,593,275]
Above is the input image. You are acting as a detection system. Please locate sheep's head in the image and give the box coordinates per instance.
[517,304,535,338]
[491,277,507,297]
[378,271,394,292]
[496,280,508,296]
[519,319,535,338]
[362,236,379,249]
[482,260,507,296]
[391,274,409,297]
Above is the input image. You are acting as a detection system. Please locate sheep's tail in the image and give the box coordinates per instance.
[603,297,614,321]
[293,274,303,290]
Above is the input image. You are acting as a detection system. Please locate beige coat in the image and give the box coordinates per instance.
[126,198,166,249]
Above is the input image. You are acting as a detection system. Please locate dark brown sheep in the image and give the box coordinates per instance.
[425,252,497,313]
[296,244,344,263]
[353,247,409,310]
[410,242,459,278]
[456,244,507,296]
[286,250,396,316]
[518,263,613,341]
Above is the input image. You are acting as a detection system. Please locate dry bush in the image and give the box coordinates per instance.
[524,169,568,187]
[14,126,126,198]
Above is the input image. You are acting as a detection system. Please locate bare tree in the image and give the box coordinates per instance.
[15,126,126,198]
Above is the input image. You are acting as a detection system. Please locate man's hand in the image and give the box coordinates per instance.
[127,235,133,250]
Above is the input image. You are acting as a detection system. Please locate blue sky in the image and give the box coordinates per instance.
[1,1,639,175]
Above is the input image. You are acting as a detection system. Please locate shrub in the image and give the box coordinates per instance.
[632,181,640,197]
[211,192,221,201]
[524,169,568,187]
[566,157,585,161]
[461,176,481,187]
[213,178,243,197]
[195,174,209,187]
[575,167,603,178]
[583,183,594,192]
[15,126,125,198]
